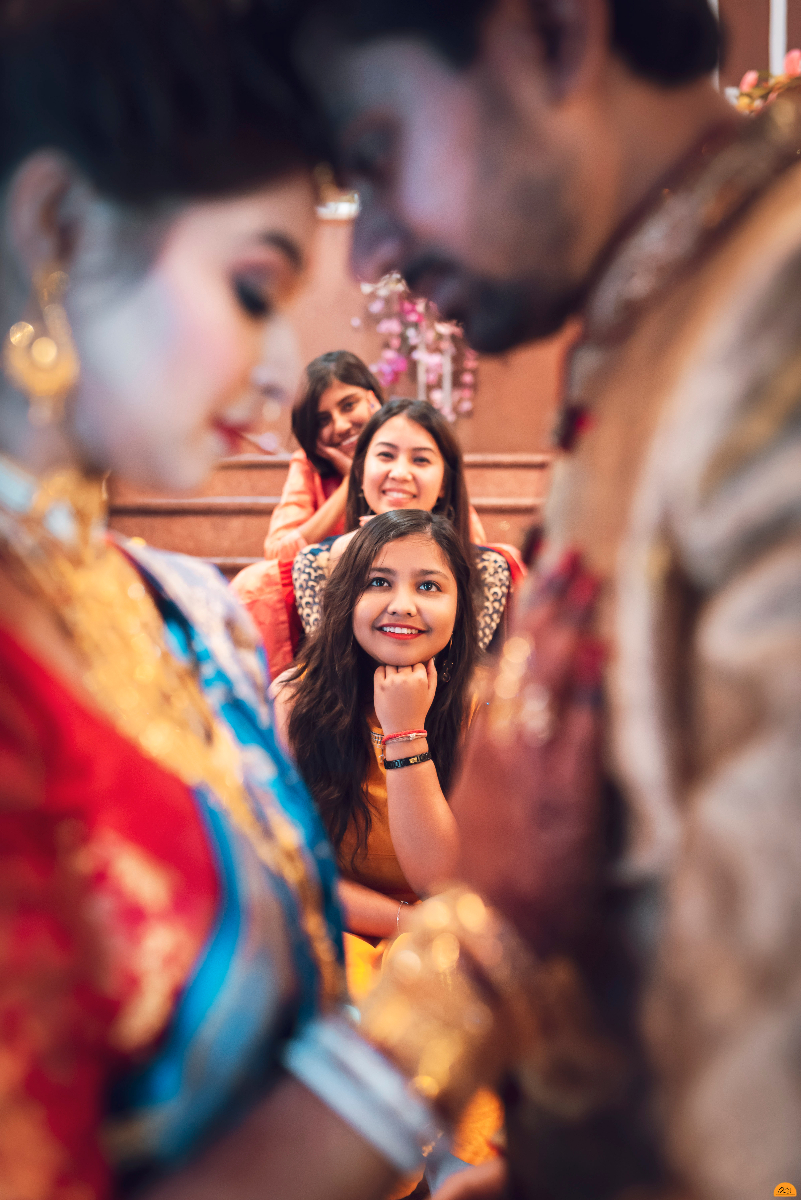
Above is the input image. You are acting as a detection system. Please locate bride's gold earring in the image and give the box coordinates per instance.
[4,267,80,427]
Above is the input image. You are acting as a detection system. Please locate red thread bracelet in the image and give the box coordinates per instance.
[381,728,427,745]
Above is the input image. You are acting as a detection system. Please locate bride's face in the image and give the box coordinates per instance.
[64,172,316,491]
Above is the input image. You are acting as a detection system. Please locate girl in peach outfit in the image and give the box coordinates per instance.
[264,350,384,561]
[232,351,382,675]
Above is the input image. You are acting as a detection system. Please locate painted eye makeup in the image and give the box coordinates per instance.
[234,277,272,320]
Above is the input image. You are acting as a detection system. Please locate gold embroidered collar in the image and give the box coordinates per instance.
[563,98,801,431]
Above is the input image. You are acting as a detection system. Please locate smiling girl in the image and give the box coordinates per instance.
[291,398,520,658]
[273,509,506,1190]
[232,351,385,674]
[264,351,385,561]
[274,509,476,934]
[339,397,486,556]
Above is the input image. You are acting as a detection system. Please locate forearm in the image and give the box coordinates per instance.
[385,741,459,895]
[294,477,349,546]
[144,1074,396,1200]
[338,879,414,938]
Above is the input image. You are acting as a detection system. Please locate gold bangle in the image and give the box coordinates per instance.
[357,887,525,1122]
[357,887,624,1126]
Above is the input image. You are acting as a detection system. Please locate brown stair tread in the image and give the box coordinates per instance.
[110,496,281,515]
[107,450,550,562]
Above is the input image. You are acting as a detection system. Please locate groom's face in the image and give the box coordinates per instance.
[302,25,596,352]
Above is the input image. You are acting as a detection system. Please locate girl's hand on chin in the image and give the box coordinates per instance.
[374,658,437,735]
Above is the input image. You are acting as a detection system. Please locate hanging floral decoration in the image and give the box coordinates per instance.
[730,49,801,113]
[356,272,478,421]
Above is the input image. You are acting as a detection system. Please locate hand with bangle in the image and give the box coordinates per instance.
[356,887,624,1126]
[381,728,431,770]
[285,886,624,1182]
[373,659,435,768]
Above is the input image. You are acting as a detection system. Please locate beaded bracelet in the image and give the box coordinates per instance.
[384,750,432,770]
[382,729,427,745]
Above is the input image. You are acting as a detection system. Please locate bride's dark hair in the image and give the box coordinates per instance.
[0,0,327,204]
[286,509,476,857]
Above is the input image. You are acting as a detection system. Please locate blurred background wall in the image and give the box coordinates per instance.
[719,0,801,89]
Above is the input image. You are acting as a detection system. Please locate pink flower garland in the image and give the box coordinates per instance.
[733,49,801,112]
[357,273,478,421]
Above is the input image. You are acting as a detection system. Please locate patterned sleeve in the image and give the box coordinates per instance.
[474,549,511,652]
[292,543,332,636]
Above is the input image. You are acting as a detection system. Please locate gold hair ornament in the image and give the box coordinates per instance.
[4,268,79,426]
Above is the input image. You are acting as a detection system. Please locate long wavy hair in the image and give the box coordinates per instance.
[345,398,473,552]
[291,351,384,480]
[286,509,477,858]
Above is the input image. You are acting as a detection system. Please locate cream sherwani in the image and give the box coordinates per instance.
[544,100,801,1198]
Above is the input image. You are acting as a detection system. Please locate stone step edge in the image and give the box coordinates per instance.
[110,496,545,517]
[216,452,553,469]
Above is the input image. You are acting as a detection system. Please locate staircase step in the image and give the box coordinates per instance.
[108,451,550,563]
[111,496,282,515]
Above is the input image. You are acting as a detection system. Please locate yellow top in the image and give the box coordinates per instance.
[338,702,480,904]
[338,712,419,904]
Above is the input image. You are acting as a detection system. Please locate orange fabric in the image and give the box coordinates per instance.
[339,703,480,902]
[467,506,486,545]
[0,625,219,1200]
[339,700,503,1179]
[263,450,344,562]
[230,557,299,680]
[452,1090,504,1165]
[342,932,385,1002]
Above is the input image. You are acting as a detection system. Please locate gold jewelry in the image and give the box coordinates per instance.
[4,267,80,426]
[359,887,534,1122]
[0,454,343,1006]
[359,887,623,1126]
[396,900,409,934]
[488,635,555,745]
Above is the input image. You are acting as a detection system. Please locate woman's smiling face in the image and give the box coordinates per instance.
[352,533,457,666]
[361,414,445,514]
[316,380,380,458]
